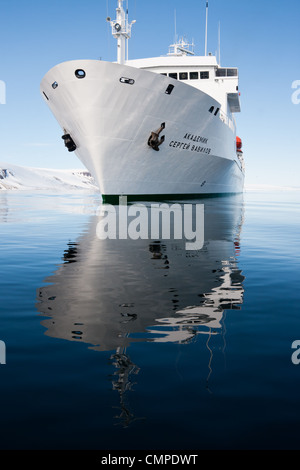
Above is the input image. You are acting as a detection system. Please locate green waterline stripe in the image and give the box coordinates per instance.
[102,192,243,205]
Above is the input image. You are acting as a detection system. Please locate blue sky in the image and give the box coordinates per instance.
[0,0,300,187]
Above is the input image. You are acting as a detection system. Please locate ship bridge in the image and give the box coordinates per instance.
[127,52,241,116]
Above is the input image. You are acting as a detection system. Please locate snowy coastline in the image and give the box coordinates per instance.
[0,162,99,192]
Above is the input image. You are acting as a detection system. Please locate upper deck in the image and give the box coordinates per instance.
[127,53,240,115]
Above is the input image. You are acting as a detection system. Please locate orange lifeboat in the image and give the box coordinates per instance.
[236,136,242,151]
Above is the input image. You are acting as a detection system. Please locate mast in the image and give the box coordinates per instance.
[218,21,221,65]
[107,0,136,64]
[204,1,208,56]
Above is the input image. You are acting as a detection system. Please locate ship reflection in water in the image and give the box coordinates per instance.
[36,195,245,426]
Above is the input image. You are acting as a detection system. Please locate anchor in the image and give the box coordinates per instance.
[148,122,165,151]
[62,133,77,152]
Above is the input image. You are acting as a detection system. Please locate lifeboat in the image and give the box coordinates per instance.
[236,136,243,152]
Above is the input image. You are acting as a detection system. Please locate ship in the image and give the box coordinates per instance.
[40,0,244,203]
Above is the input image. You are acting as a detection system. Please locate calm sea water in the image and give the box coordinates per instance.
[0,189,299,451]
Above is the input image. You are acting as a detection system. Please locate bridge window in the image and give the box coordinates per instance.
[190,72,199,80]
[216,68,238,77]
[227,68,238,76]
[179,72,188,80]
[169,73,178,80]
[216,68,226,77]
[200,71,209,79]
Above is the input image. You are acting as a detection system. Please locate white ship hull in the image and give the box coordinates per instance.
[41,60,244,202]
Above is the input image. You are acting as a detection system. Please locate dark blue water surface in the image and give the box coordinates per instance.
[0,189,299,451]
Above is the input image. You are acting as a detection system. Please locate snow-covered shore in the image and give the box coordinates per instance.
[0,162,99,192]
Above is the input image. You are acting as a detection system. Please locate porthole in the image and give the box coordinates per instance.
[52,81,58,89]
[75,69,86,79]
[120,77,135,85]
[165,84,175,95]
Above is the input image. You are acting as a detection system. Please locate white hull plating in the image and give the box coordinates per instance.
[41,60,244,200]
